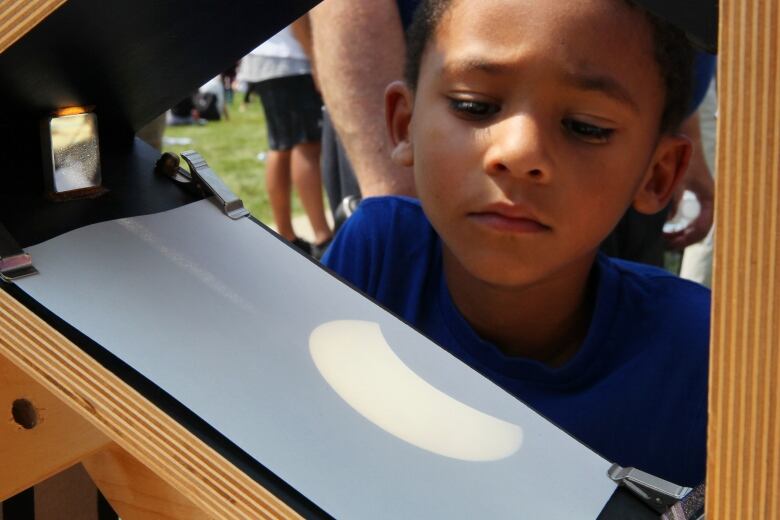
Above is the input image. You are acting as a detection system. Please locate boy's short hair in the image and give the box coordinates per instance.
[403,0,695,134]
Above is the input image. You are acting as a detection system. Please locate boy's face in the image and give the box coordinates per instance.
[387,0,690,288]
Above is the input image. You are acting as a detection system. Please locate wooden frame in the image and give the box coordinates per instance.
[706,1,780,518]
[0,289,300,519]
[0,0,68,54]
[2,0,780,518]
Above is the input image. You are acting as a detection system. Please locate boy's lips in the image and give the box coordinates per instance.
[468,203,551,234]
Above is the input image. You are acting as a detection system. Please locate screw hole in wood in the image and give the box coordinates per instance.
[12,398,38,429]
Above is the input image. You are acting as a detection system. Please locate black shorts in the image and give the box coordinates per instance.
[256,74,322,151]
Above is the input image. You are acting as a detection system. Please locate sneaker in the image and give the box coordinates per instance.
[291,237,312,256]
[310,237,333,261]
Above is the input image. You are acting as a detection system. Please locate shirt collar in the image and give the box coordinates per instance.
[437,252,622,389]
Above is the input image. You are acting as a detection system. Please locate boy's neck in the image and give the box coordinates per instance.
[442,248,598,368]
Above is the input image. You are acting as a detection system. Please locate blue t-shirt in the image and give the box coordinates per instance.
[323,196,710,486]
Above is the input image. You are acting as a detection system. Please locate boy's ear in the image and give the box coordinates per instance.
[633,134,692,214]
[385,81,415,167]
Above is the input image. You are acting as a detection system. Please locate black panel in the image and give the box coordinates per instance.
[0,0,321,242]
[0,0,320,131]
[0,136,201,247]
[598,487,661,520]
[2,488,34,520]
[97,491,120,520]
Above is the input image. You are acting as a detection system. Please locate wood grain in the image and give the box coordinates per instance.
[707,1,780,518]
[0,0,68,54]
[83,443,212,520]
[0,289,302,520]
[0,351,110,501]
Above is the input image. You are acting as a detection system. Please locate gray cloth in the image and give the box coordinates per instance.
[246,55,311,83]
[321,108,361,225]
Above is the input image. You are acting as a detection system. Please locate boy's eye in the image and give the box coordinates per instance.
[448,98,500,120]
[562,118,614,143]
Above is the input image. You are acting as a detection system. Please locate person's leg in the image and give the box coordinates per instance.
[257,77,305,244]
[291,141,333,245]
[265,149,296,241]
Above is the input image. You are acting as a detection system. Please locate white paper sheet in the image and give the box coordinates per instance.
[16,199,616,519]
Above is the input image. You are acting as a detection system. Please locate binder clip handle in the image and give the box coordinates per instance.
[608,464,692,514]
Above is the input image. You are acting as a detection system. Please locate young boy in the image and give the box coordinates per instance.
[323,0,708,487]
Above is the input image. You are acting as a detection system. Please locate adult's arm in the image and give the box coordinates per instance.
[290,14,314,64]
[310,0,415,197]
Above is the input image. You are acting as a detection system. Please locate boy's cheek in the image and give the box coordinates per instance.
[418,135,482,185]
[413,143,466,191]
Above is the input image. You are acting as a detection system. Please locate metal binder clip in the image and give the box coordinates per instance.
[155,152,194,184]
[608,464,692,514]
[180,150,250,220]
[0,224,38,282]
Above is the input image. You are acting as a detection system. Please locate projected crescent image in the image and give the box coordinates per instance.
[309,320,523,461]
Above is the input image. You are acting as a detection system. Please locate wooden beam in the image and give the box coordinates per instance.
[83,443,211,520]
[0,289,302,520]
[0,0,69,55]
[707,0,780,518]
[0,352,109,501]
[2,354,198,519]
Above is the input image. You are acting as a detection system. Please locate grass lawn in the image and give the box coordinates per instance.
[162,96,304,226]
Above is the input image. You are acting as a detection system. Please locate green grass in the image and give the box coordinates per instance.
[162,97,303,225]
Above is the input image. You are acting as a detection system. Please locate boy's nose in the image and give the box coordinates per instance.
[483,114,552,183]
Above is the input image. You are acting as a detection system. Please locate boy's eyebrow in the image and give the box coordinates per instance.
[441,58,640,113]
[560,70,639,113]
[442,57,512,76]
